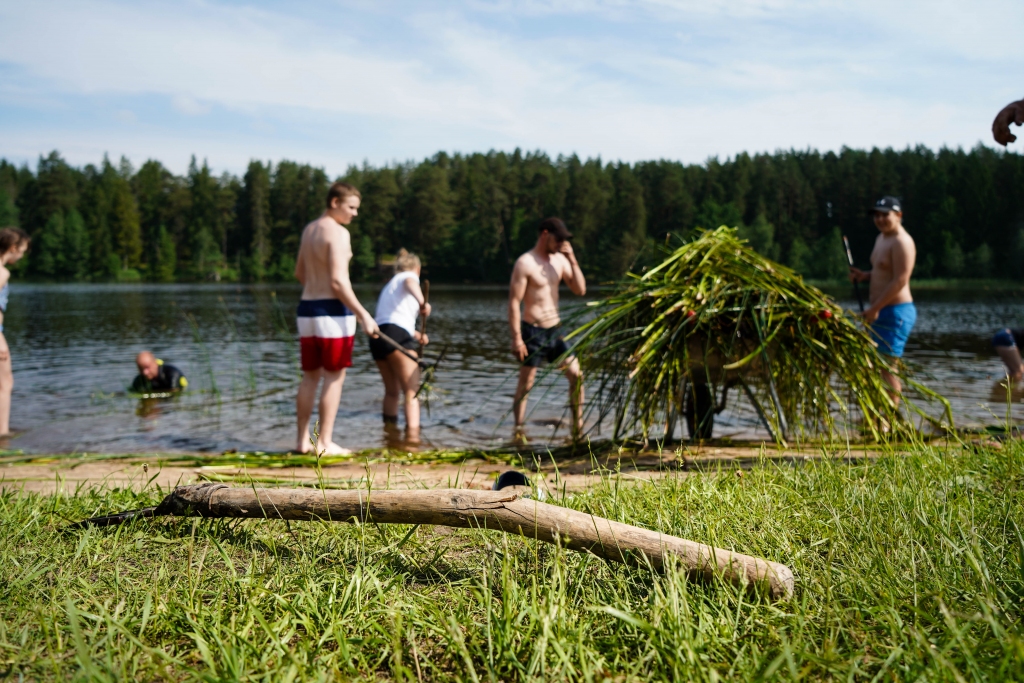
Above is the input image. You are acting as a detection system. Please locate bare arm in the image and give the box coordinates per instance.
[558,242,586,295]
[402,276,430,313]
[328,230,377,336]
[508,259,528,361]
[866,238,915,318]
[0,267,11,291]
[403,277,431,343]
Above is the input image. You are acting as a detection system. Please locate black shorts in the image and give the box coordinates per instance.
[370,323,418,361]
[521,321,571,367]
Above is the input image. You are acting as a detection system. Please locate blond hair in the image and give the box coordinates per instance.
[395,248,421,272]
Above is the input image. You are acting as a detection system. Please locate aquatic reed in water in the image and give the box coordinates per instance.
[569,227,951,442]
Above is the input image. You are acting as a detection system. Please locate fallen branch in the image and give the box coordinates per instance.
[73,483,795,600]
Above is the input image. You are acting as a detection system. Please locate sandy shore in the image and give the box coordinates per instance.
[0,443,881,495]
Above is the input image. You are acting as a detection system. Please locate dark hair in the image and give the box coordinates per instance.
[0,227,30,255]
[326,182,361,209]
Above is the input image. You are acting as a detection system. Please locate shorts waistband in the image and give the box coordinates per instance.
[297,299,353,317]
[521,320,560,332]
[879,302,916,314]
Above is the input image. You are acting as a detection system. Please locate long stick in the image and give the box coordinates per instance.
[418,279,430,357]
[842,235,865,313]
[73,483,795,600]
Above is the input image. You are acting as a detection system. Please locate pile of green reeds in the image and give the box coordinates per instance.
[568,226,950,442]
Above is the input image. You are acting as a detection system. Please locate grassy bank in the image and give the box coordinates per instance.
[3,442,1024,680]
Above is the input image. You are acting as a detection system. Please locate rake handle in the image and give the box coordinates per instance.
[418,279,430,357]
[842,235,865,313]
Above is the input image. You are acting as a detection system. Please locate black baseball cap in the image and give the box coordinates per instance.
[539,217,572,240]
[872,196,902,213]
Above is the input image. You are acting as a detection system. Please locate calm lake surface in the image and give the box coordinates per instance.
[3,283,1023,454]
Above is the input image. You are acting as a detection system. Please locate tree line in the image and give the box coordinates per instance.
[1,145,1022,284]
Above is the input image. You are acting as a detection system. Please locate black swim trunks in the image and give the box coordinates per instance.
[520,321,571,367]
[370,323,419,361]
[131,362,187,393]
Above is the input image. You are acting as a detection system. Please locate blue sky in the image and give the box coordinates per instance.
[1,0,1021,176]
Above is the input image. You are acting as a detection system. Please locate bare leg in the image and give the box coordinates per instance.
[0,335,12,436]
[295,369,321,453]
[387,350,421,432]
[376,359,401,420]
[316,368,349,454]
[562,356,584,436]
[513,366,538,430]
[880,361,902,408]
[996,345,1024,382]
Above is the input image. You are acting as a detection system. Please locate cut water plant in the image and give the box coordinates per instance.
[568,226,952,442]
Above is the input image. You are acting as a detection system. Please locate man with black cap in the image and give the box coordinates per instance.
[848,196,917,404]
[508,217,587,437]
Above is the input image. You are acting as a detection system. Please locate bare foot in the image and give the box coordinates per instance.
[316,440,352,456]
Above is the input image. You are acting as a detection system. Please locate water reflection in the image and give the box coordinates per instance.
[2,283,1022,453]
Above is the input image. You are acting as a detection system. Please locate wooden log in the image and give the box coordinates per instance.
[153,483,794,599]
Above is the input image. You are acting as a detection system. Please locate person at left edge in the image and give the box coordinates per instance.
[0,227,31,437]
[131,351,188,393]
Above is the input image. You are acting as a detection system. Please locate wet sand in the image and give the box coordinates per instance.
[0,444,883,495]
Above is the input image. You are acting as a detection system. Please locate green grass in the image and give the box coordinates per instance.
[3,441,1024,680]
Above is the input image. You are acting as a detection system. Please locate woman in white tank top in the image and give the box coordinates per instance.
[369,249,431,440]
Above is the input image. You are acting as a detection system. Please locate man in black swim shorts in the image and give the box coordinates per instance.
[508,218,587,437]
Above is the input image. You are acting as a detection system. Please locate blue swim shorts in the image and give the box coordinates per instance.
[869,302,917,358]
[993,328,1024,349]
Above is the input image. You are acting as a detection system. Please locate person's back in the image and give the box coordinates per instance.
[375,270,421,333]
[297,216,344,301]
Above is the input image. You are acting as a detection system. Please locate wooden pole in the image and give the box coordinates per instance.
[134,483,794,599]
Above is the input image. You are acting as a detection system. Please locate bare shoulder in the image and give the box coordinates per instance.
[513,251,536,273]
[896,228,916,249]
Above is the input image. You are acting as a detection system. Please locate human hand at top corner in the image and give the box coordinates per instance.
[862,308,879,324]
[993,99,1024,146]
[420,302,432,317]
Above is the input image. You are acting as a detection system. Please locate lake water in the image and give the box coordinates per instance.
[3,283,1022,454]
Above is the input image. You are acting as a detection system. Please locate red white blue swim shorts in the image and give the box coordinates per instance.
[297,299,356,371]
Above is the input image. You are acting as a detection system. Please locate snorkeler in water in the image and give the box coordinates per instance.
[131,351,187,393]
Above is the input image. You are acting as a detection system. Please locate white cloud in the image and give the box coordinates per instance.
[171,95,210,116]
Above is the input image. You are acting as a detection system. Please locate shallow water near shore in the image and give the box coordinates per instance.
[2,282,1022,454]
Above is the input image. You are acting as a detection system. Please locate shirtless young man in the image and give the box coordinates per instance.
[508,217,587,436]
[294,182,378,454]
[848,196,917,404]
